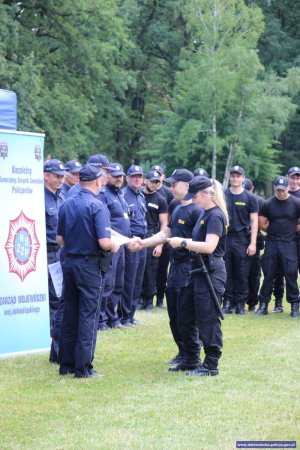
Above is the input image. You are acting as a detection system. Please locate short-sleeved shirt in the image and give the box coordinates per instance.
[168,203,203,262]
[99,185,131,237]
[57,187,111,255]
[192,206,227,257]
[157,184,174,205]
[44,187,65,244]
[122,185,148,237]
[143,190,168,233]
[259,195,300,240]
[225,188,258,233]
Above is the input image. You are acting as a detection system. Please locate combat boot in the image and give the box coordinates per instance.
[222,300,234,314]
[144,297,154,311]
[168,356,200,372]
[235,302,247,315]
[291,301,300,318]
[272,298,283,313]
[186,355,219,377]
[254,301,268,315]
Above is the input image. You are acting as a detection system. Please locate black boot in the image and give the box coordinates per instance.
[272,298,283,313]
[186,355,219,377]
[291,301,300,318]
[248,304,256,312]
[235,302,247,315]
[144,297,154,311]
[165,353,184,364]
[254,301,268,315]
[222,300,234,314]
[168,356,200,372]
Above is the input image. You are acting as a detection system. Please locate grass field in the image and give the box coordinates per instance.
[0,304,299,450]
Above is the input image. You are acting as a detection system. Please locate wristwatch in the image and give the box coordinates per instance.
[180,240,187,248]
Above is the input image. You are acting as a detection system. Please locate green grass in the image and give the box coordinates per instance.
[0,304,299,450]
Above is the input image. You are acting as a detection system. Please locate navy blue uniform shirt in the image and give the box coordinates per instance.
[122,185,148,237]
[224,188,258,233]
[57,187,111,255]
[45,187,65,244]
[99,185,131,237]
[192,206,227,257]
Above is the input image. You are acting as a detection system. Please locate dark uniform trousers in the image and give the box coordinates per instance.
[156,244,171,302]
[247,249,262,308]
[47,247,61,335]
[103,246,125,326]
[179,257,225,362]
[59,255,104,377]
[165,260,191,355]
[259,239,299,304]
[223,232,250,307]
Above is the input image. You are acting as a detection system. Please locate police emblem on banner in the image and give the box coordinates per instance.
[5,211,40,281]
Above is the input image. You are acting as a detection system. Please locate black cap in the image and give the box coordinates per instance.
[44,159,67,175]
[108,162,125,176]
[230,165,245,175]
[151,165,164,175]
[274,176,289,190]
[79,163,103,181]
[194,167,208,177]
[87,154,110,169]
[145,170,161,181]
[287,166,300,177]
[164,169,194,183]
[243,178,253,191]
[184,176,212,200]
[65,160,82,173]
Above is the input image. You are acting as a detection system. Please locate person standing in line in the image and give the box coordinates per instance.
[60,160,82,198]
[255,176,300,318]
[167,176,228,376]
[57,163,120,379]
[140,170,168,310]
[222,166,258,315]
[44,159,66,337]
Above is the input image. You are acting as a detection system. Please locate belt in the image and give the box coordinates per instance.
[47,244,60,252]
[66,254,101,259]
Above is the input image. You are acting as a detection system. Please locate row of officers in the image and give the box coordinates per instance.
[44,156,300,378]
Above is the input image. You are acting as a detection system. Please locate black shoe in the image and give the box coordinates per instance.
[168,360,200,372]
[222,300,234,314]
[254,301,268,315]
[272,299,283,313]
[121,320,133,327]
[156,302,166,308]
[98,323,110,331]
[165,353,184,364]
[131,318,142,325]
[144,304,153,311]
[186,364,219,377]
[111,322,124,329]
[235,303,247,315]
[59,366,75,376]
[248,305,256,312]
[291,301,300,318]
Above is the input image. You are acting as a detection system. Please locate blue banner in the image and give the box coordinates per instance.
[0,130,49,356]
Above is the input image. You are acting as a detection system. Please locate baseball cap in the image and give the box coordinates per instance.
[151,165,164,176]
[164,168,194,183]
[145,170,161,181]
[242,178,253,191]
[194,168,208,177]
[274,176,289,190]
[87,154,110,169]
[108,163,125,176]
[184,176,212,200]
[127,165,144,176]
[44,159,67,175]
[79,163,102,181]
[230,165,245,176]
[65,160,82,173]
[287,166,300,177]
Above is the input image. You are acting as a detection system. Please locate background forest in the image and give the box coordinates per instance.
[1,0,300,187]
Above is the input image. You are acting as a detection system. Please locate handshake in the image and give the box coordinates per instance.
[126,236,145,253]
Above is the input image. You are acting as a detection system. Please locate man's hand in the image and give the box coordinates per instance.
[246,242,256,256]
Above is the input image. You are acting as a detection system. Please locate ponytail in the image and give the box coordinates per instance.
[210,179,229,224]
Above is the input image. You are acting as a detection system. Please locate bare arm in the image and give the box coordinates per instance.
[168,234,220,254]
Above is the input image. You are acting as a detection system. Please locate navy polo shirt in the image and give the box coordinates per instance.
[57,187,111,255]
[122,185,148,237]
[99,185,131,237]
[44,187,65,244]
[192,206,227,257]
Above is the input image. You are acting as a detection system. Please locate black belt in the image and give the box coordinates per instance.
[66,254,101,259]
[47,244,60,252]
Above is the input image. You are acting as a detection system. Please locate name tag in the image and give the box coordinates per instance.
[235,202,246,206]
[148,203,159,209]
[123,212,129,219]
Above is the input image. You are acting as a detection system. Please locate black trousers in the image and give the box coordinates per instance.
[259,240,299,304]
[247,250,262,307]
[156,244,170,301]
[59,256,104,377]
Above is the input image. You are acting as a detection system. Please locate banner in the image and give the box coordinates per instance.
[0,130,49,356]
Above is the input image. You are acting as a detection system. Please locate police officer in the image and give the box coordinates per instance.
[255,176,300,318]
[168,176,228,376]
[60,160,82,198]
[99,162,131,328]
[141,170,168,310]
[122,165,148,324]
[194,168,208,177]
[243,178,265,312]
[57,163,120,378]
[44,159,66,334]
[151,165,174,307]
[223,166,258,315]
[140,169,202,364]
